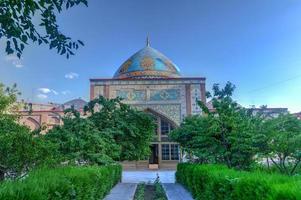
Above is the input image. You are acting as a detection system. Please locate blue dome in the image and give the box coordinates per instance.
[114,42,181,79]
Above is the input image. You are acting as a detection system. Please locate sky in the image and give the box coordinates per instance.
[1,0,301,112]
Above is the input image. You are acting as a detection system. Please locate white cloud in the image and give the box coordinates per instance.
[38,88,51,94]
[51,89,59,95]
[5,54,24,68]
[61,90,71,95]
[65,72,79,79]
[36,94,48,99]
[15,64,23,68]
[37,88,59,96]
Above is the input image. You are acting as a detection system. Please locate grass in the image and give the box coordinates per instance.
[134,183,145,200]
[0,165,121,200]
[176,163,301,200]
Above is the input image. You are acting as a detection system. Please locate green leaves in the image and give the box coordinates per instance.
[85,96,155,161]
[0,0,87,58]
[173,82,264,170]
[262,114,301,175]
[46,96,155,165]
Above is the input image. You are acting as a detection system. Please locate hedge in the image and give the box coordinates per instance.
[176,163,301,200]
[0,165,121,200]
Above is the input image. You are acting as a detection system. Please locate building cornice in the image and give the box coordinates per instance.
[90,77,206,85]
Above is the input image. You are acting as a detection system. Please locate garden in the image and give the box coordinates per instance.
[0,83,155,199]
[171,82,301,200]
[1,80,301,199]
[134,177,167,200]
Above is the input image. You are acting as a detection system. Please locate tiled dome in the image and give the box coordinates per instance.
[113,39,181,79]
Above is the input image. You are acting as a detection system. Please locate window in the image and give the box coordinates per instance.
[161,119,170,135]
[162,144,170,160]
[161,144,180,160]
[171,144,179,160]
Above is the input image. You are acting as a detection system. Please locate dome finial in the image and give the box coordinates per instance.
[146,36,150,47]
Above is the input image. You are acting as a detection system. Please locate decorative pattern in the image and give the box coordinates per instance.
[191,84,202,115]
[150,89,180,101]
[140,56,154,70]
[116,90,146,101]
[119,60,132,73]
[93,86,104,98]
[113,46,180,79]
[164,60,177,72]
[134,104,181,125]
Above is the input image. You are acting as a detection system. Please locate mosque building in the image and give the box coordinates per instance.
[90,38,206,169]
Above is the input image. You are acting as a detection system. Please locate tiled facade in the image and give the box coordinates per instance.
[90,78,206,126]
[90,78,206,169]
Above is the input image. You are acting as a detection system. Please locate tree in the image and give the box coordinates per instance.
[0,83,56,180]
[171,82,266,169]
[0,0,87,58]
[84,96,155,161]
[170,115,214,163]
[45,96,155,165]
[46,108,120,165]
[263,114,301,175]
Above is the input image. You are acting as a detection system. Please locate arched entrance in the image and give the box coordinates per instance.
[145,108,180,169]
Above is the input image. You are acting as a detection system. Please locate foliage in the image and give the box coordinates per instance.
[0,0,87,58]
[0,83,19,115]
[133,178,167,200]
[262,114,301,175]
[134,183,145,200]
[0,165,121,200]
[170,115,214,163]
[154,176,168,200]
[45,96,155,165]
[0,83,57,180]
[46,107,120,165]
[176,163,301,200]
[84,96,155,161]
[171,82,266,169]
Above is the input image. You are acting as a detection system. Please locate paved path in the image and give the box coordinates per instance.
[104,183,137,200]
[122,170,175,183]
[104,171,194,200]
[163,183,194,200]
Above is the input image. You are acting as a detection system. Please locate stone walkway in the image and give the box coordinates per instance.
[122,170,175,183]
[163,183,194,200]
[104,183,137,200]
[104,171,194,200]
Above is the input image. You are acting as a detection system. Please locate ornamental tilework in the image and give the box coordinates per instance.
[116,90,146,101]
[113,46,180,79]
[191,84,202,115]
[94,86,104,98]
[133,104,181,125]
[150,89,180,101]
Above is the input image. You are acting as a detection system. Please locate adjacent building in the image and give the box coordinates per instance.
[18,98,86,133]
[248,107,288,119]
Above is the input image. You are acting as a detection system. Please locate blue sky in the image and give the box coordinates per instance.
[1,0,301,112]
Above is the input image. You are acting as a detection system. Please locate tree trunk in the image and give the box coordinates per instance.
[0,170,4,181]
[270,157,283,173]
[290,159,301,175]
[266,157,270,169]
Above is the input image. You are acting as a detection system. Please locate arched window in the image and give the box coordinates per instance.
[24,117,40,130]
[160,119,174,136]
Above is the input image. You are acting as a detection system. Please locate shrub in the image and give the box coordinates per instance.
[0,165,121,200]
[176,163,301,200]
